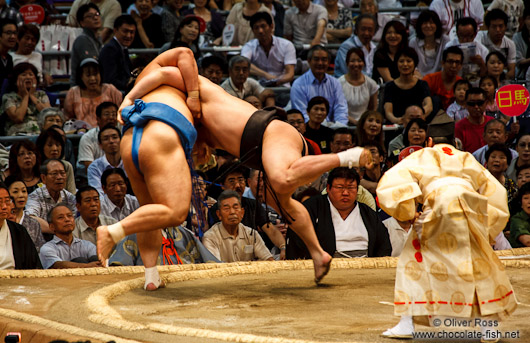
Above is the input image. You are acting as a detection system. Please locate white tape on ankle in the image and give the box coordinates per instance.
[107,222,125,243]
[144,266,161,289]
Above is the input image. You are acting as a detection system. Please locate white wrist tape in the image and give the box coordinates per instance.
[107,222,125,243]
[337,147,363,168]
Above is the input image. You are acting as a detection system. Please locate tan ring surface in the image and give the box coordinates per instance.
[1,248,530,343]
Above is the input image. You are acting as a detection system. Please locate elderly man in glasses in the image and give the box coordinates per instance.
[455,87,494,153]
[26,159,77,222]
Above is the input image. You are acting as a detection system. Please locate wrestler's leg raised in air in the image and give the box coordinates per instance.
[97,87,193,290]
[119,51,373,282]
[190,81,372,282]
[263,133,333,278]
[260,120,369,282]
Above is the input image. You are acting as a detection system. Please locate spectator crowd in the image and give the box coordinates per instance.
[1,0,530,270]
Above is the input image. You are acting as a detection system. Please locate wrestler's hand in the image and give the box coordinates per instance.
[186,92,201,118]
[360,148,374,170]
[118,97,134,125]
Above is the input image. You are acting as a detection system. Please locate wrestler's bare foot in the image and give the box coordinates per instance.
[313,252,332,284]
[96,226,115,264]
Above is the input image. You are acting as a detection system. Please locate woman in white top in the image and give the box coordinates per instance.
[338,47,379,126]
[409,10,449,77]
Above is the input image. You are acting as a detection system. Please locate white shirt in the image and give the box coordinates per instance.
[76,127,104,177]
[338,74,379,123]
[220,77,265,100]
[446,101,469,122]
[409,35,450,76]
[0,220,15,270]
[382,217,411,257]
[475,30,517,65]
[487,0,524,38]
[11,52,43,81]
[241,36,297,87]
[494,232,512,250]
[430,0,484,40]
[100,193,139,221]
[328,198,368,252]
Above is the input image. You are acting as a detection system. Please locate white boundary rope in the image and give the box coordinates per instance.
[1,248,529,342]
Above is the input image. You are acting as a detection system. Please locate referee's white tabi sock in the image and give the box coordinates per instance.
[382,315,414,338]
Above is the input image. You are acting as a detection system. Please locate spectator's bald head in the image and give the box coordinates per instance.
[403,105,425,126]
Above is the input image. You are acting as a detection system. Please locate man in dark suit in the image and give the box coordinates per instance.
[0,184,41,270]
[99,15,136,92]
[287,167,392,259]
[0,19,17,89]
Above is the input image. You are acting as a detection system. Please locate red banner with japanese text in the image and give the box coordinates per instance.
[495,84,530,117]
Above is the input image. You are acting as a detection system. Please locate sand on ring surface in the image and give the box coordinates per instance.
[1,249,530,343]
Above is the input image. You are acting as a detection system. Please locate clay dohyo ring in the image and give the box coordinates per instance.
[1,248,529,343]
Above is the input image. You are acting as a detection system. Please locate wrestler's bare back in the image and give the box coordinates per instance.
[122,48,305,159]
[200,78,308,171]
[133,73,303,158]
[120,86,194,206]
[121,85,194,161]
